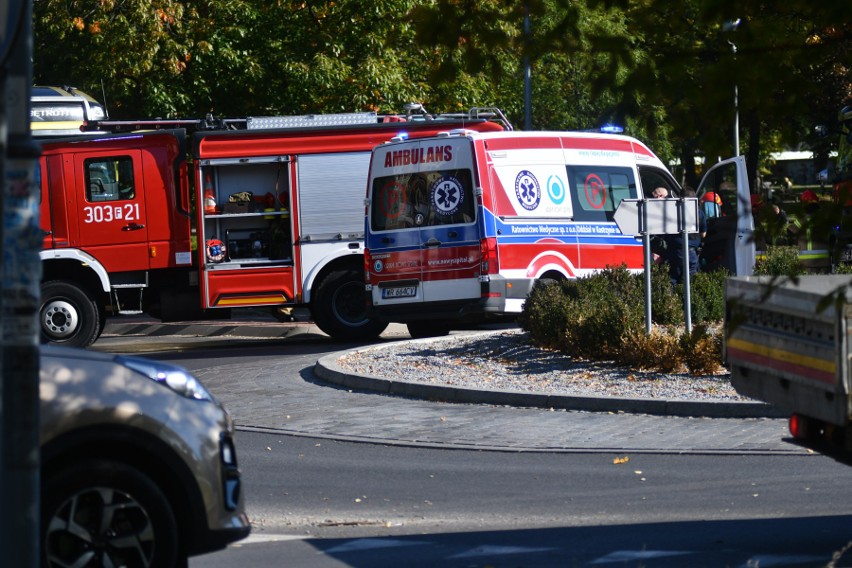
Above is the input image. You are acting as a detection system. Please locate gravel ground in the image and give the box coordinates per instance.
[337,329,747,402]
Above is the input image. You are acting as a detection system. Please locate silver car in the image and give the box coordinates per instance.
[40,345,250,567]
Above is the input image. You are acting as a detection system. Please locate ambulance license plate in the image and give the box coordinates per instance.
[382,286,417,299]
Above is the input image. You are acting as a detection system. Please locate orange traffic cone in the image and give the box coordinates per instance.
[203,174,218,214]
[204,191,218,214]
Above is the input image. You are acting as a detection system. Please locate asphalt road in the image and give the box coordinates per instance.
[188,431,852,568]
[93,321,852,567]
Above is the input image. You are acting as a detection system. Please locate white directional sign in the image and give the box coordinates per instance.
[613,198,699,236]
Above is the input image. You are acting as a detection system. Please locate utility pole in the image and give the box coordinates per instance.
[523,2,532,131]
[1,1,42,565]
[724,18,741,156]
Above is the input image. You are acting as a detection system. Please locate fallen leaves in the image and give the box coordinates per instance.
[613,456,630,465]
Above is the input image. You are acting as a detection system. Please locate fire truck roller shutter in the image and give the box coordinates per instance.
[311,266,388,341]
[297,152,370,239]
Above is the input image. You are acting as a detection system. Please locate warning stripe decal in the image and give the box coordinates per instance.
[726,337,836,385]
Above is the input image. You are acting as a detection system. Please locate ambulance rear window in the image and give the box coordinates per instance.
[566,166,636,223]
[370,169,475,231]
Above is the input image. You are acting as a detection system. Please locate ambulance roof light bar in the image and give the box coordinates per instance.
[600,123,624,134]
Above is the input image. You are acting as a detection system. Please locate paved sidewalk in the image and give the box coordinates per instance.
[100,317,801,455]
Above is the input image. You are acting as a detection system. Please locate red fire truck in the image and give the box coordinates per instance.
[37,105,508,346]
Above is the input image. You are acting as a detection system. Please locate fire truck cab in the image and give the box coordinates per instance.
[364,129,754,337]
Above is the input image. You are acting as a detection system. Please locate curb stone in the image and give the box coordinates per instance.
[103,317,787,420]
[314,338,788,420]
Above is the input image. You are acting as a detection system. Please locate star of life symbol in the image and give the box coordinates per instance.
[431,176,464,216]
[515,170,541,211]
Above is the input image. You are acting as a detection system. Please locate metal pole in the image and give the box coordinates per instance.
[680,199,692,333]
[641,201,652,334]
[724,19,741,157]
[732,45,740,156]
[1,1,42,565]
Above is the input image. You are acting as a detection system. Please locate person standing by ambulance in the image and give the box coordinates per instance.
[650,187,669,264]
[665,187,706,286]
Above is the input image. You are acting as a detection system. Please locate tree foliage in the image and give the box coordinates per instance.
[33,0,851,177]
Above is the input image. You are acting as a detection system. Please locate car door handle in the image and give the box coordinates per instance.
[424,238,441,248]
[122,224,145,231]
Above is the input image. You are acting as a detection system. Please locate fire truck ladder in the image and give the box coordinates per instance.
[109,273,148,315]
[83,104,512,134]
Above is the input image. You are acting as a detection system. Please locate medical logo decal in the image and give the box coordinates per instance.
[431,176,464,216]
[584,173,607,210]
[373,259,384,273]
[547,175,566,205]
[515,170,541,211]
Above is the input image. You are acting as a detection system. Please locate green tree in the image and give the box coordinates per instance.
[409,0,851,183]
[33,0,513,118]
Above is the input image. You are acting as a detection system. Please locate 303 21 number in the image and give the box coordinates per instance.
[83,203,140,224]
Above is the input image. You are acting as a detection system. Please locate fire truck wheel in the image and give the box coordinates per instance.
[313,268,388,341]
[40,281,100,348]
[406,321,451,339]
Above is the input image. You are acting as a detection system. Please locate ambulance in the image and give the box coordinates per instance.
[364,129,754,336]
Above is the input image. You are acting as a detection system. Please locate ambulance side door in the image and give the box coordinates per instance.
[696,156,754,276]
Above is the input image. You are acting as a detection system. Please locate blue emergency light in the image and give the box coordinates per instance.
[600,124,624,134]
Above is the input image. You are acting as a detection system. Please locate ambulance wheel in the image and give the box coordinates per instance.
[313,268,388,341]
[40,281,101,348]
[406,321,451,339]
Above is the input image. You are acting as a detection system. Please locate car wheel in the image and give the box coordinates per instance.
[40,280,101,347]
[312,268,388,341]
[43,459,181,568]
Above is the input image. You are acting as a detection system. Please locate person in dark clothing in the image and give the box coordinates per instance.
[666,187,706,286]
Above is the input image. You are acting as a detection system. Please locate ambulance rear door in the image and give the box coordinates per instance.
[367,137,479,307]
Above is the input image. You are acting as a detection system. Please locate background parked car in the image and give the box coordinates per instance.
[39,345,250,568]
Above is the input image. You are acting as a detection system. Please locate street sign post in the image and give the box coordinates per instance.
[614,197,700,333]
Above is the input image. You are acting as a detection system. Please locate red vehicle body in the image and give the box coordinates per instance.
[37,107,508,346]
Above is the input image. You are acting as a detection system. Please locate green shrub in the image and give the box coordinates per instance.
[520,264,726,374]
[621,327,685,372]
[649,263,683,325]
[679,325,724,375]
[518,280,571,349]
[687,269,727,324]
[754,246,806,276]
[833,262,852,274]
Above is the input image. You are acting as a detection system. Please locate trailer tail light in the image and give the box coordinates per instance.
[789,414,805,439]
[480,237,499,276]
